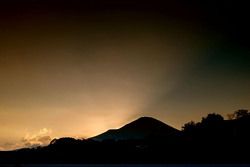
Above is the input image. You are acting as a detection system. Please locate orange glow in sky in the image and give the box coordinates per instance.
[0,1,250,150]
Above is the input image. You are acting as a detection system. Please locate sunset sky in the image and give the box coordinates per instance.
[0,0,249,150]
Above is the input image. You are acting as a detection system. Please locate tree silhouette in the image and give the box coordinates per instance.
[233,109,249,119]
[227,109,249,120]
[182,121,196,132]
[201,113,224,125]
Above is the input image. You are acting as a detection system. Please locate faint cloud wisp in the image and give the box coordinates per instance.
[0,128,52,151]
[21,128,52,148]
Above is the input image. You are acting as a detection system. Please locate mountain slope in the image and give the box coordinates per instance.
[91,116,180,141]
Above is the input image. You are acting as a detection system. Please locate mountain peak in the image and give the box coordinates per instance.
[91,116,180,141]
[120,116,169,130]
[131,116,165,124]
[136,116,158,121]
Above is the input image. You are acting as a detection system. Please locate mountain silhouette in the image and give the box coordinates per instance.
[91,116,180,141]
[1,110,250,164]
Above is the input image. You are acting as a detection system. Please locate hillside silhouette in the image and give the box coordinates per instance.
[0,110,250,164]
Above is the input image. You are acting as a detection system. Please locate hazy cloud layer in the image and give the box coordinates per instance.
[0,128,52,151]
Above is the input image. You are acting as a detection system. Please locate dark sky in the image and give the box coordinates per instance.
[0,0,249,150]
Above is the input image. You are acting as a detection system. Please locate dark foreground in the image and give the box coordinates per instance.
[2,164,250,167]
[1,112,250,164]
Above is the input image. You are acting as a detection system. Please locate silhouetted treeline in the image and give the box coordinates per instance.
[0,109,250,164]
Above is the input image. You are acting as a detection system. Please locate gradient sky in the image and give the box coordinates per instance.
[0,0,250,150]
